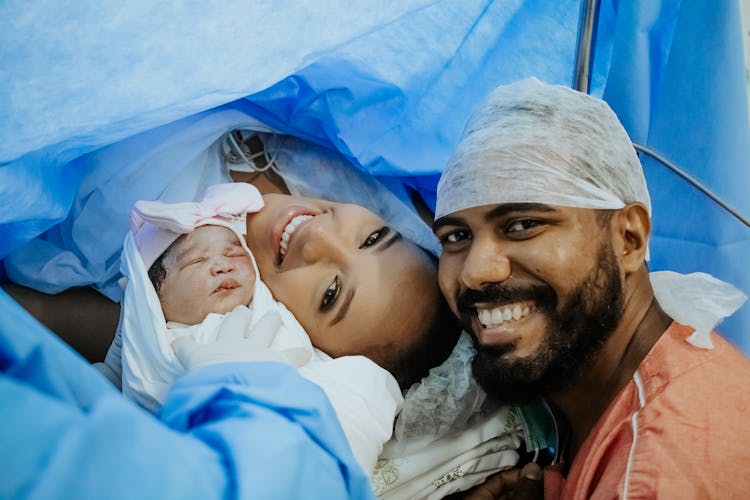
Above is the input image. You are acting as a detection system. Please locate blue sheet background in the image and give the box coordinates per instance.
[1,0,748,351]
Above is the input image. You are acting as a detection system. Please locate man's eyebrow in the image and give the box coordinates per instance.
[329,288,355,327]
[433,215,464,232]
[433,203,556,231]
[484,203,554,222]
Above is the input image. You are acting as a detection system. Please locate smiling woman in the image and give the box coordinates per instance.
[245,193,458,387]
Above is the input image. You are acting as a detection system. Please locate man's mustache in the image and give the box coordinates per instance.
[456,282,556,313]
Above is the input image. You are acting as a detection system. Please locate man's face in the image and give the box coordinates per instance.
[246,194,452,384]
[159,225,256,325]
[434,203,624,401]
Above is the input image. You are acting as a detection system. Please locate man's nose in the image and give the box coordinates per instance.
[459,239,511,290]
[210,256,234,275]
[300,220,347,264]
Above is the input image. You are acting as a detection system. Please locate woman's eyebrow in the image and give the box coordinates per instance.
[375,231,402,253]
[328,288,355,327]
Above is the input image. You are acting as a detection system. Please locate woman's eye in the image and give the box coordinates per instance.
[361,226,390,248]
[320,277,341,311]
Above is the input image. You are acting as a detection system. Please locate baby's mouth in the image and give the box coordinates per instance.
[213,279,240,293]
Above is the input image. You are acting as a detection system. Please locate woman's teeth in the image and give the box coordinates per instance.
[478,304,531,328]
[279,214,313,258]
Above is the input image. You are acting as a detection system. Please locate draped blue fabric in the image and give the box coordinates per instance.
[1,0,748,493]
[0,0,747,398]
[0,289,372,498]
[594,0,750,349]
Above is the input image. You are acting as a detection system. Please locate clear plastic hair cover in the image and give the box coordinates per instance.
[436,78,650,219]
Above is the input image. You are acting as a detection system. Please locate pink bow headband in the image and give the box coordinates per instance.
[131,183,264,270]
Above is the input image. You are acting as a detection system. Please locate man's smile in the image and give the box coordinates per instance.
[476,301,534,328]
[463,299,547,351]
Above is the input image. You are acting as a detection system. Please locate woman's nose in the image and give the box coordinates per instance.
[459,239,511,290]
[300,220,347,264]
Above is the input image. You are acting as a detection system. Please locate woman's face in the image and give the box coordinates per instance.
[246,194,452,380]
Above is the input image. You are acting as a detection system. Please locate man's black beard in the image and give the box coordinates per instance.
[468,243,624,404]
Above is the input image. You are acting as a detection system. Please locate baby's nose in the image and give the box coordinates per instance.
[210,256,234,274]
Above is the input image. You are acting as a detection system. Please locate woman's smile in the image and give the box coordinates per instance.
[279,214,314,262]
[268,204,318,264]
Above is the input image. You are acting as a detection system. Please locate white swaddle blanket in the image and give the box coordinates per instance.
[118,183,402,474]
[370,333,558,499]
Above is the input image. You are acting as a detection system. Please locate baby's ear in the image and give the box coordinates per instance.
[612,203,650,273]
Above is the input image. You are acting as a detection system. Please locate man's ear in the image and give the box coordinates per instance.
[612,203,650,273]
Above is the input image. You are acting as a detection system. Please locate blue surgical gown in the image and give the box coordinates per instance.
[0,288,374,499]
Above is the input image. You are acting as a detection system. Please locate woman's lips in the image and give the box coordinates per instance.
[270,205,317,264]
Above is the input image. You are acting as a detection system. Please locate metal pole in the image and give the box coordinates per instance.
[572,0,601,93]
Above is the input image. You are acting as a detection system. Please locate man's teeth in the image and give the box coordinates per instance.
[478,304,531,328]
[279,215,313,258]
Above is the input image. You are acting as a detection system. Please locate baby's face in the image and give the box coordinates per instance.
[159,225,256,325]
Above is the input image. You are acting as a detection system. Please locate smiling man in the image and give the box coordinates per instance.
[433,78,750,498]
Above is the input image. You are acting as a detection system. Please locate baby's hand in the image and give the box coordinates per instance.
[172,306,290,370]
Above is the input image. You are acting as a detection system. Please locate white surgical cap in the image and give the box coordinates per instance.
[435,77,650,219]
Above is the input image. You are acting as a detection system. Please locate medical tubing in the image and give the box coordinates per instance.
[224,131,282,174]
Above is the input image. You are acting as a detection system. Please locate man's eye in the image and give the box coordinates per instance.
[320,276,341,311]
[506,219,538,233]
[440,230,471,244]
[361,226,390,248]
